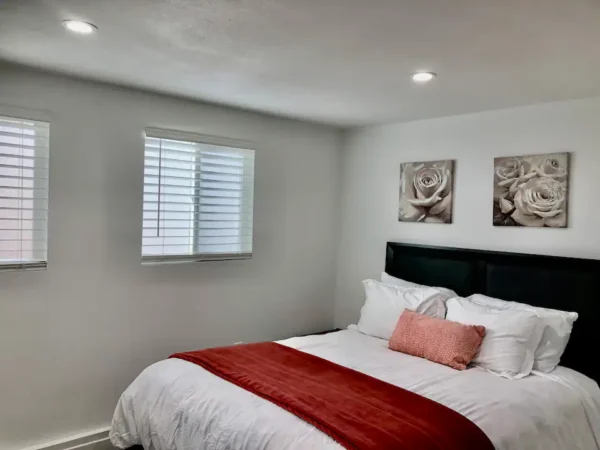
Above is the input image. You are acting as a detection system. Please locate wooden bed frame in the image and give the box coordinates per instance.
[384,242,599,383]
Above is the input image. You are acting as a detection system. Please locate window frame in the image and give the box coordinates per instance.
[0,111,50,272]
[142,127,256,265]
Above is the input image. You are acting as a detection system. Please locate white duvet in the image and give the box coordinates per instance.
[111,328,600,450]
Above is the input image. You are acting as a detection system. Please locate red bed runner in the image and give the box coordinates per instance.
[171,342,494,450]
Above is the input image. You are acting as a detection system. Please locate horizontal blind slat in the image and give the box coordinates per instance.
[142,236,252,244]
[0,237,46,244]
[0,218,46,223]
[144,196,251,205]
[143,220,252,226]
[0,122,48,130]
[143,230,251,237]
[144,144,250,160]
[144,167,253,178]
[0,162,50,171]
[0,174,47,181]
[0,117,49,127]
[0,143,50,154]
[141,253,251,264]
[0,194,48,200]
[0,185,48,191]
[0,230,47,233]
[0,131,49,140]
[0,261,47,272]
[143,181,253,191]
[142,242,252,249]
[145,173,253,183]
[0,206,48,211]
[144,154,252,168]
[143,198,243,207]
[144,184,251,193]
[145,159,253,171]
[142,224,251,230]
[143,187,247,197]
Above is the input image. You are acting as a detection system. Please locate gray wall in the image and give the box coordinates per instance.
[0,64,342,450]
[335,96,600,327]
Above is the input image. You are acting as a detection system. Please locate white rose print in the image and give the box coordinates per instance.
[493,153,568,228]
[399,160,453,223]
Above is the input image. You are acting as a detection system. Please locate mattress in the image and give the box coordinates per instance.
[111,327,600,450]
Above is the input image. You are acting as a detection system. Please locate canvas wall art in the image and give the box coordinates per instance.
[399,160,454,223]
[493,152,569,227]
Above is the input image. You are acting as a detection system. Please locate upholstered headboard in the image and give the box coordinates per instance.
[384,242,599,383]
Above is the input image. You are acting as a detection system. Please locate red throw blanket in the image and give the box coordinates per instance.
[171,342,494,450]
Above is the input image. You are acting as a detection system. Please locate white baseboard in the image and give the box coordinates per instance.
[22,427,113,450]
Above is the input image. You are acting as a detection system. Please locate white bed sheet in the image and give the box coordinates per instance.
[110,327,600,450]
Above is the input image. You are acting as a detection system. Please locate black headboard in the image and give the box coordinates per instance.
[385,242,599,383]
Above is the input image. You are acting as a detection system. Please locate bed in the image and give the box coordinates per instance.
[111,243,600,450]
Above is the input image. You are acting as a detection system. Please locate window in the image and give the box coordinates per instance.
[0,115,49,271]
[142,128,255,264]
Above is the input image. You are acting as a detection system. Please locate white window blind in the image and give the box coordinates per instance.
[0,115,49,271]
[142,128,255,264]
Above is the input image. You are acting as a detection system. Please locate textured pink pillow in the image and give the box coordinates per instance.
[389,310,486,370]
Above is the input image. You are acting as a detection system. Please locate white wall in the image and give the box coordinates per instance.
[0,63,342,450]
[335,96,600,327]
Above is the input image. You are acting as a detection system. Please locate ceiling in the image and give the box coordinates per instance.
[1,0,599,127]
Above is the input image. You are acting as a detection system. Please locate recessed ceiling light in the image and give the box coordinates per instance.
[62,20,97,35]
[412,72,437,83]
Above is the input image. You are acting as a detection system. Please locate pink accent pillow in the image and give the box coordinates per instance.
[389,310,486,370]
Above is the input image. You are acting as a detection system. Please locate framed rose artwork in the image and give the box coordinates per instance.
[399,160,454,223]
[493,152,569,227]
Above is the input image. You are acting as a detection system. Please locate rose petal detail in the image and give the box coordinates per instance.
[414,167,440,199]
[495,157,526,182]
[401,166,417,198]
[407,195,442,207]
[514,189,525,210]
[509,176,568,227]
[432,171,449,198]
[440,169,452,197]
[424,215,445,223]
[532,209,563,218]
[512,209,544,227]
[509,179,520,196]
[526,201,553,214]
[536,154,568,182]
[498,178,518,187]
[499,198,515,214]
[415,188,427,200]
[519,172,538,182]
[544,212,567,228]
[429,194,451,216]
[399,197,425,221]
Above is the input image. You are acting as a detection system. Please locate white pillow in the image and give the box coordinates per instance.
[446,297,543,379]
[380,272,457,298]
[381,272,421,288]
[468,294,578,373]
[357,280,448,340]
